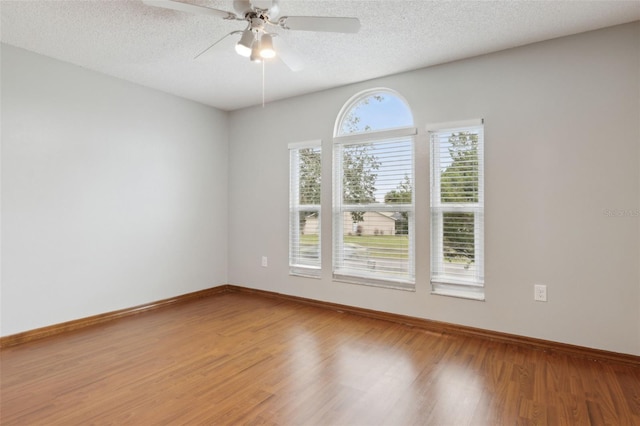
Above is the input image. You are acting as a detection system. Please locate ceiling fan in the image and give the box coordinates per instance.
[142,0,361,71]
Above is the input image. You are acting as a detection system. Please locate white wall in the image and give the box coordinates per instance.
[228,23,640,355]
[2,23,638,356]
[1,45,229,336]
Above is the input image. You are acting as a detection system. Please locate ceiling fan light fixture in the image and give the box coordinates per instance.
[250,40,263,62]
[259,33,276,58]
[235,29,254,57]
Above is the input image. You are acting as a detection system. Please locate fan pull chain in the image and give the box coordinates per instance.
[262,60,265,108]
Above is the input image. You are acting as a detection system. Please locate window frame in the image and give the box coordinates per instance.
[333,89,417,290]
[427,119,485,300]
[289,140,322,278]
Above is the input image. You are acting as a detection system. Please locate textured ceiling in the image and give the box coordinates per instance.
[1,0,639,111]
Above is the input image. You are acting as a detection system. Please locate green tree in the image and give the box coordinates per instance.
[299,148,321,205]
[298,148,321,232]
[339,95,385,225]
[440,132,478,262]
[343,144,380,224]
[440,132,478,203]
[384,175,411,235]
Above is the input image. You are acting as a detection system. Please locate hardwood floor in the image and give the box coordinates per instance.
[2,292,639,425]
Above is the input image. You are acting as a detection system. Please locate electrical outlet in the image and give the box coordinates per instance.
[261,256,268,267]
[534,284,547,302]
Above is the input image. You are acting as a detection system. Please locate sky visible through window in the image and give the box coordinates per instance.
[338,94,413,135]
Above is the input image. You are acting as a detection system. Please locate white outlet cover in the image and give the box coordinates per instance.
[534,284,547,302]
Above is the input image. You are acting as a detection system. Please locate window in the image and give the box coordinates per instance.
[289,140,321,277]
[428,120,484,300]
[333,89,416,290]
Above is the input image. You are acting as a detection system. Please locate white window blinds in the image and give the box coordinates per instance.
[429,120,484,300]
[333,132,415,289]
[289,140,321,277]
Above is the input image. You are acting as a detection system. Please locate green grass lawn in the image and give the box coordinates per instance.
[299,234,474,263]
[300,234,409,259]
[300,234,319,244]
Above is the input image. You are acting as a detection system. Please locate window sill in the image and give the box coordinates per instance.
[430,286,485,301]
[333,273,415,292]
[290,266,321,279]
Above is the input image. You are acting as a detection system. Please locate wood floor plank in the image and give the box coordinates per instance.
[2,292,639,425]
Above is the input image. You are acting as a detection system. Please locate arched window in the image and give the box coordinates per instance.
[333,89,416,289]
[335,89,414,136]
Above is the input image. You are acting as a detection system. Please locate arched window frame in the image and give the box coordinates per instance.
[332,88,417,290]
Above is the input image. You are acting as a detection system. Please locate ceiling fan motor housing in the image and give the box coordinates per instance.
[250,16,266,33]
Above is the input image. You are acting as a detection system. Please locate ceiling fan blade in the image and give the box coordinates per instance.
[142,0,237,20]
[273,36,304,71]
[278,16,360,33]
[194,31,242,60]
